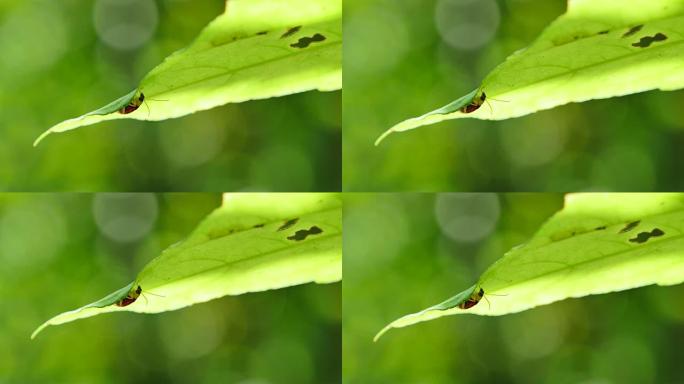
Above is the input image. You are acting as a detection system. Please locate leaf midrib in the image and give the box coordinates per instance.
[486,229,684,294]
[528,204,684,249]
[145,229,341,291]
[147,39,341,100]
[185,205,342,246]
[492,33,684,97]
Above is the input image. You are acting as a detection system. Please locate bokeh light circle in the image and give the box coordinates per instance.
[434,193,500,243]
[92,193,158,243]
[93,0,158,50]
[160,116,227,168]
[434,0,500,51]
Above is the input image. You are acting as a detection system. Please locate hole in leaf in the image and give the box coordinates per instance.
[287,226,323,241]
[622,25,643,38]
[290,33,326,48]
[632,33,667,48]
[619,220,640,234]
[629,228,665,244]
[278,218,299,231]
[281,26,302,39]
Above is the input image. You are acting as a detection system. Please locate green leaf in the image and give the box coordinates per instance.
[32,193,342,339]
[35,0,342,145]
[375,193,684,341]
[376,0,684,144]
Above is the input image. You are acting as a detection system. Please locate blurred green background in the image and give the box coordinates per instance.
[343,193,684,383]
[0,193,340,383]
[0,0,341,191]
[343,0,684,191]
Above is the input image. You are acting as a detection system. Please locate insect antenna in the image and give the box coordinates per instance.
[485,99,494,116]
[488,96,509,102]
[140,93,168,118]
[140,289,165,305]
[484,96,510,116]
[482,291,507,310]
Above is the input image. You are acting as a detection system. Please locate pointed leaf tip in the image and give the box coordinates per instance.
[375,88,481,145]
[374,129,394,146]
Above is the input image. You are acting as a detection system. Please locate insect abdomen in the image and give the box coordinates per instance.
[119,93,145,114]
[458,288,485,309]
[460,92,487,114]
[115,285,142,307]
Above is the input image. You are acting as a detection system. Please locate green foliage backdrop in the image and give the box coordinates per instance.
[0,0,340,191]
[343,0,684,191]
[343,193,684,383]
[0,194,340,383]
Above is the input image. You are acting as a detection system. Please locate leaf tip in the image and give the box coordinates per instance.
[373,324,393,342]
[33,130,52,147]
[30,322,48,340]
[374,129,394,146]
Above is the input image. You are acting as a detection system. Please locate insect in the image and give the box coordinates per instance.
[114,285,163,307]
[458,287,506,310]
[116,285,142,307]
[119,92,145,114]
[460,92,487,113]
[458,287,485,309]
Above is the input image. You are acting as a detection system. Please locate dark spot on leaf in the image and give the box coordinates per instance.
[619,220,640,234]
[253,223,265,228]
[598,30,609,35]
[632,33,667,48]
[622,24,643,38]
[629,228,665,244]
[595,226,607,230]
[281,26,302,39]
[287,226,323,241]
[257,31,268,36]
[290,33,326,48]
[278,218,299,231]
